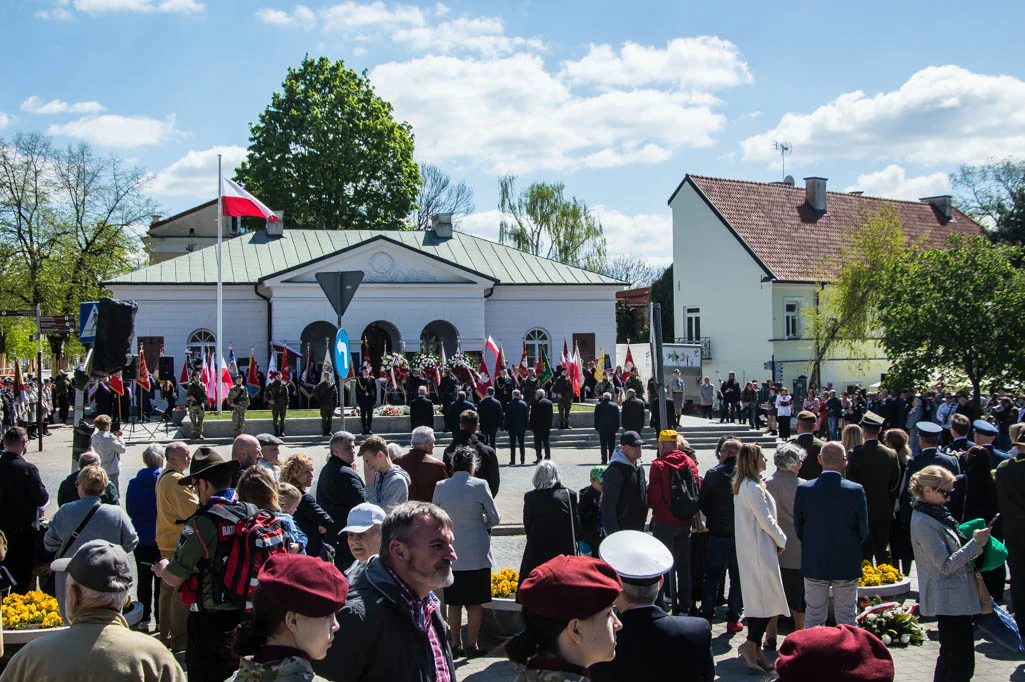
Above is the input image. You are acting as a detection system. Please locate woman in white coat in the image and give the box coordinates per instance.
[733,443,789,673]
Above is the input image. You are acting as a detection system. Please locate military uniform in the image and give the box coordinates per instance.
[312,380,338,436]
[626,374,645,401]
[228,655,324,682]
[186,379,207,439]
[355,374,377,435]
[266,379,291,437]
[495,372,514,406]
[521,376,540,405]
[227,383,250,436]
[553,373,574,429]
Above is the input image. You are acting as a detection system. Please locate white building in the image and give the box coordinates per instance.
[668,174,979,393]
[107,207,622,380]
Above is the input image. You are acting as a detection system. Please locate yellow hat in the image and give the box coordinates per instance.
[657,430,678,442]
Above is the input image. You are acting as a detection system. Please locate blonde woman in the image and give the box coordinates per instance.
[733,444,789,672]
[280,453,335,559]
[841,423,864,454]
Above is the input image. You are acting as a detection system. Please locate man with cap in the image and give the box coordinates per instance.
[553,365,574,430]
[226,373,250,437]
[152,447,247,682]
[793,410,825,479]
[969,419,1010,468]
[355,365,377,435]
[845,411,901,565]
[995,433,1025,635]
[602,431,648,535]
[341,502,385,584]
[907,421,960,479]
[578,466,605,557]
[2,540,185,681]
[590,531,714,682]
[186,369,207,440]
[775,624,894,682]
[265,371,291,437]
[256,432,284,480]
[312,374,338,436]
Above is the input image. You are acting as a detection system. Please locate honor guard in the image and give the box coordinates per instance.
[521,368,540,407]
[494,366,514,406]
[227,374,250,436]
[266,372,291,438]
[185,369,207,440]
[313,377,338,437]
[438,368,457,405]
[356,366,377,435]
[971,419,1011,467]
[553,366,574,429]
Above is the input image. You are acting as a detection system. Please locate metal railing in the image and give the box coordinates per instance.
[673,337,712,360]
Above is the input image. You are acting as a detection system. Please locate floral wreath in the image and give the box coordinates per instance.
[380,352,410,383]
[856,599,926,647]
[411,351,440,376]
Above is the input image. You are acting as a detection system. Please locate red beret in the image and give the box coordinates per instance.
[257,554,348,618]
[518,555,622,621]
[776,625,894,682]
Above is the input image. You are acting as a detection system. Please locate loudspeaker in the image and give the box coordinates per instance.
[159,357,175,382]
[72,368,90,391]
[122,356,138,381]
[91,298,138,377]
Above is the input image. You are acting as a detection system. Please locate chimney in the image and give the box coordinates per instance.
[149,214,163,225]
[266,210,284,237]
[920,195,953,221]
[804,177,828,213]
[430,213,454,240]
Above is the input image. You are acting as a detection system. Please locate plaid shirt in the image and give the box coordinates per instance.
[385,565,451,682]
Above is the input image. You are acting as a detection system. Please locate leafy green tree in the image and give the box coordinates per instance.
[877,234,1025,410]
[648,265,673,342]
[951,159,1025,244]
[236,56,419,231]
[498,175,606,270]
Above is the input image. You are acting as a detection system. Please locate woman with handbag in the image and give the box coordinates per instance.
[910,465,991,682]
[518,461,581,597]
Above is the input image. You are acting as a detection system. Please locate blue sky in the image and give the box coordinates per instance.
[4,0,1025,265]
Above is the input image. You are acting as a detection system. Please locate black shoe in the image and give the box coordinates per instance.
[534,458,542,464]
[452,646,465,659]
[509,460,516,466]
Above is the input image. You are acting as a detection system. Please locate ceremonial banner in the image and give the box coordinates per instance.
[624,344,636,373]
[180,349,191,384]
[246,346,260,397]
[218,353,233,406]
[201,351,213,397]
[476,359,492,399]
[136,346,152,391]
[539,346,554,385]
[227,345,238,376]
[109,373,125,396]
[321,343,334,384]
[518,343,530,380]
[267,350,278,380]
[571,340,583,398]
[280,346,291,382]
[594,348,605,382]
[561,338,569,370]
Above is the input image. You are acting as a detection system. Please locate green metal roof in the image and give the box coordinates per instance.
[108,230,624,286]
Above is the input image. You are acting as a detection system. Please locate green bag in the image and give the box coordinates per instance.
[958,518,1009,573]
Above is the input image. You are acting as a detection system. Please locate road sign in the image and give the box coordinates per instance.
[0,309,35,317]
[333,328,351,380]
[316,271,364,318]
[40,315,77,333]
[79,301,99,343]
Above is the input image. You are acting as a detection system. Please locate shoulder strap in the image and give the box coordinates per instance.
[58,501,102,559]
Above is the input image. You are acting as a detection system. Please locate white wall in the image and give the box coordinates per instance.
[671,180,773,385]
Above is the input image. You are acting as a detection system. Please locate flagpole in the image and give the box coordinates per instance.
[216,153,223,415]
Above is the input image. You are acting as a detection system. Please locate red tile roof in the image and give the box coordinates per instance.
[675,175,981,282]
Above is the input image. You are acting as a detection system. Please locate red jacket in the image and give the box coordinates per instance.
[647,449,701,526]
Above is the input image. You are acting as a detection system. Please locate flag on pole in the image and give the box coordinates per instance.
[475,359,493,399]
[201,351,212,390]
[539,346,554,385]
[624,344,636,373]
[220,176,279,222]
[561,338,569,370]
[180,350,191,384]
[109,373,125,396]
[246,346,260,397]
[518,343,530,380]
[218,353,233,406]
[321,344,334,384]
[267,350,278,380]
[570,340,583,398]
[300,345,316,398]
[13,359,25,401]
[485,336,500,366]
[136,346,152,391]
[227,345,238,377]
[361,338,373,374]
[437,344,446,386]
[594,348,605,382]
[280,345,291,382]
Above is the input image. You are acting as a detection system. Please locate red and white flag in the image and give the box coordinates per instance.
[218,353,234,405]
[180,350,192,384]
[475,359,492,399]
[518,343,530,381]
[221,176,279,222]
[201,351,212,391]
[267,351,278,380]
[485,336,500,364]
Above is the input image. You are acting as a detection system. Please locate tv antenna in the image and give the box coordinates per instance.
[774,141,792,179]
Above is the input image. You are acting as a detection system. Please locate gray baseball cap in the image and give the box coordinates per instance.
[51,540,133,592]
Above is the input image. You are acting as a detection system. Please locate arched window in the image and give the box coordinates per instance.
[420,320,458,357]
[186,329,216,370]
[524,328,550,367]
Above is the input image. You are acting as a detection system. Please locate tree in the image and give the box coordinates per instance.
[615,299,645,343]
[951,159,1025,244]
[877,234,1025,411]
[598,254,659,288]
[648,265,674,342]
[0,133,148,366]
[412,163,475,231]
[498,175,606,270]
[235,56,419,231]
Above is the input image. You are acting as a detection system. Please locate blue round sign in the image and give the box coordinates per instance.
[333,328,351,379]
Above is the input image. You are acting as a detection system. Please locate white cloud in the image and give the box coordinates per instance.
[35,7,73,19]
[21,95,105,115]
[36,0,203,17]
[353,46,367,56]
[371,53,727,174]
[149,145,248,197]
[843,164,952,201]
[47,113,183,147]
[0,113,8,130]
[741,65,1025,165]
[320,1,424,31]
[255,4,315,28]
[562,37,752,91]
[393,16,544,57]
[456,209,503,242]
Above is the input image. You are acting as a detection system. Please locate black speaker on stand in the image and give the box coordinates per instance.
[91,298,138,377]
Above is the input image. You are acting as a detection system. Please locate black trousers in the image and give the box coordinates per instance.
[533,431,551,461]
[863,520,891,565]
[746,616,771,644]
[558,402,572,428]
[480,428,497,447]
[509,430,526,463]
[935,615,974,682]
[134,545,161,622]
[2,530,38,594]
[599,434,616,464]
[57,395,69,423]
[320,409,333,436]
[187,610,243,682]
[778,414,791,440]
[358,400,374,433]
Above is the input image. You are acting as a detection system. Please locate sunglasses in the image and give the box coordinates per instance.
[936,488,953,499]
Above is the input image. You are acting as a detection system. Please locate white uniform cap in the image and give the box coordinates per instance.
[916,421,942,435]
[598,530,673,585]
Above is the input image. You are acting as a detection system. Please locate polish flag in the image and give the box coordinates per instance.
[221,177,279,222]
[180,350,191,384]
[201,351,212,391]
[218,353,234,406]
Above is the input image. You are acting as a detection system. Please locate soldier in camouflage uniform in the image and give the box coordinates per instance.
[266,374,291,438]
[521,368,540,407]
[227,374,250,436]
[625,368,645,402]
[312,378,338,437]
[553,366,574,429]
[185,369,207,440]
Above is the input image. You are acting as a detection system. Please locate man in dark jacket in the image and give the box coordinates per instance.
[697,438,742,631]
[593,391,621,464]
[793,411,825,479]
[845,411,900,565]
[316,431,367,569]
[528,389,554,463]
[494,367,514,407]
[476,387,503,447]
[995,438,1025,635]
[438,368,458,405]
[621,389,646,433]
[442,411,500,497]
[0,427,50,592]
[602,431,647,534]
[316,502,457,682]
[553,367,573,429]
[444,391,475,435]
[504,389,529,465]
[408,386,434,431]
[57,450,119,506]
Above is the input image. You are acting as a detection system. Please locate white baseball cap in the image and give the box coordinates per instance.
[343,503,386,534]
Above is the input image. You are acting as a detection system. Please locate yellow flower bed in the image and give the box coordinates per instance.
[2,591,63,630]
[491,569,520,598]
[859,561,904,587]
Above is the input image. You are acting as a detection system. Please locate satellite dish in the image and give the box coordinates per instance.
[783,175,795,186]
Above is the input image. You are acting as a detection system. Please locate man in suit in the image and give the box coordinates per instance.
[593,391,620,465]
[793,410,825,479]
[408,385,434,431]
[355,365,377,435]
[316,430,367,569]
[621,388,646,433]
[504,389,529,465]
[845,411,900,565]
[591,530,714,682]
[445,391,475,435]
[476,386,504,447]
[794,441,869,628]
[995,434,1025,635]
[528,389,554,462]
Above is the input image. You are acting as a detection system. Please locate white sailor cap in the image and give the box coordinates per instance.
[973,419,999,435]
[916,421,942,435]
[598,530,673,586]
